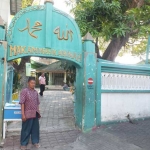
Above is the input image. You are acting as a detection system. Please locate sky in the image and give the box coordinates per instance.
[115,54,140,64]
[40,0,71,15]
[53,0,72,15]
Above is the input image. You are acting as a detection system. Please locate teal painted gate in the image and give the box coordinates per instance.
[1,1,150,142]
[0,41,6,140]
[0,0,98,140]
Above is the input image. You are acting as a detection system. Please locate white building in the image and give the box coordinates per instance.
[0,0,10,24]
[0,0,22,26]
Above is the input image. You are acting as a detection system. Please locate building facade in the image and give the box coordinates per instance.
[36,60,66,85]
[0,0,10,24]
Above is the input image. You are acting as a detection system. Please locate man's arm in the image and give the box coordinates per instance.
[19,89,27,122]
[39,76,41,85]
[21,104,26,122]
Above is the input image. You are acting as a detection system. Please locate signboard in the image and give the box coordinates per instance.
[7,3,82,66]
[26,63,31,76]
[88,78,93,85]
[87,78,94,89]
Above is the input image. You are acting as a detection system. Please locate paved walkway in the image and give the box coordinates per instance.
[2,90,150,150]
[3,90,81,150]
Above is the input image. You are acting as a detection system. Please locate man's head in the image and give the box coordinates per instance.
[28,77,36,89]
[41,73,45,77]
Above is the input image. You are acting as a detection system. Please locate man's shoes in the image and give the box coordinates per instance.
[33,143,40,148]
[20,146,27,150]
[39,93,43,96]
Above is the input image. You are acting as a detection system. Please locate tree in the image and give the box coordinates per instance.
[11,57,30,90]
[66,0,150,61]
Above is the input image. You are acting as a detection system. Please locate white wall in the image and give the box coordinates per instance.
[101,93,150,122]
[102,72,150,90]
[0,0,10,24]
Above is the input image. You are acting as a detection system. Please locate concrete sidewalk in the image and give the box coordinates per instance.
[53,120,150,150]
[2,90,150,150]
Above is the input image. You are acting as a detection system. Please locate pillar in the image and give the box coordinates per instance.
[48,72,52,85]
[45,0,54,48]
[82,32,97,131]
[0,17,6,143]
[64,72,66,83]
[146,36,150,64]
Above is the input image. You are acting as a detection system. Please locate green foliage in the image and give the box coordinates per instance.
[13,58,21,65]
[60,61,76,85]
[22,0,33,8]
[66,0,150,56]
[13,72,22,93]
[118,37,148,57]
[131,38,148,56]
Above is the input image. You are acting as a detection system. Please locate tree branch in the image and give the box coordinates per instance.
[130,28,139,35]
[127,39,136,44]
[125,0,131,8]
[137,0,144,8]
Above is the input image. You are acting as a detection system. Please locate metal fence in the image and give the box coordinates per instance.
[5,65,14,103]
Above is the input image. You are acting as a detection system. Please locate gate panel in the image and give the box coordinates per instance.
[5,66,14,103]
[0,42,6,140]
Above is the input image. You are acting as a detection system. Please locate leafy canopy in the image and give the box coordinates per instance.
[67,0,150,41]
[22,0,33,8]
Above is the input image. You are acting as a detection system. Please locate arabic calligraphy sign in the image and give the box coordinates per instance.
[18,19,74,41]
[18,19,42,39]
[7,4,82,66]
[54,26,73,41]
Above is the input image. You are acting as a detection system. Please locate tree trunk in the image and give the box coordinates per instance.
[95,37,102,59]
[13,57,30,90]
[19,57,30,89]
[102,34,130,61]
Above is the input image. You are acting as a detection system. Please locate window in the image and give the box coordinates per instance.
[10,0,22,15]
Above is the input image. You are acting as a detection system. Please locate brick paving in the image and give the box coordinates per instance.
[3,130,80,150]
[39,91,76,132]
[3,90,150,150]
[3,90,81,150]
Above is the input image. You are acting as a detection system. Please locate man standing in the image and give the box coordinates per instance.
[39,73,46,96]
[19,77,41,150]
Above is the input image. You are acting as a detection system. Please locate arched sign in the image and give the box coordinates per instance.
[7,2,82,66]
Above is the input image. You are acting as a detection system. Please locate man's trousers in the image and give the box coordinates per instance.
[20,113,39,146]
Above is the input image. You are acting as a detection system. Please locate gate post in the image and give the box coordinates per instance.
[0,17,7,143]
[82,33,97,131]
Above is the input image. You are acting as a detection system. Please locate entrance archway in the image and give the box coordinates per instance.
[6,0,84,129]
[7,2,82,67]
[0,0,97,137]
